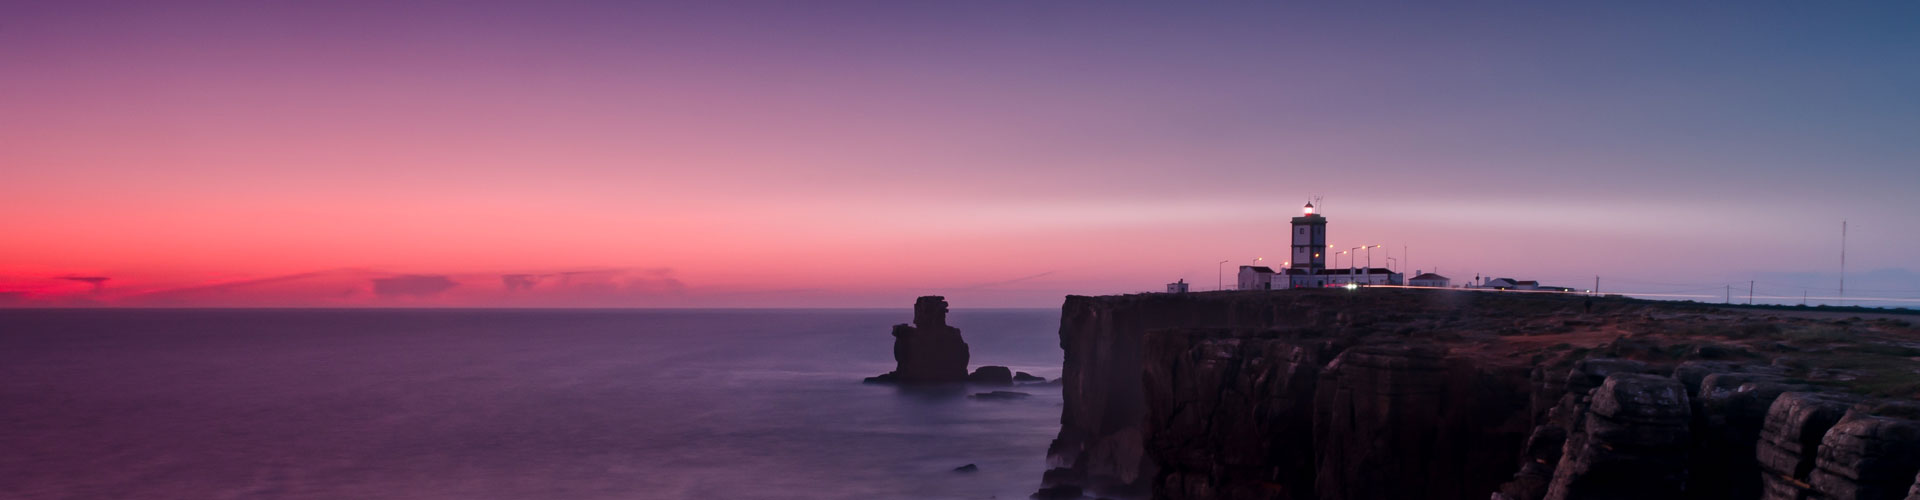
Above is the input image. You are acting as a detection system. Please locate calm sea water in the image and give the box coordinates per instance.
[0,309,1064,500]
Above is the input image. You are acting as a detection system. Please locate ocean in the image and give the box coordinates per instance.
[0,309,1064,500]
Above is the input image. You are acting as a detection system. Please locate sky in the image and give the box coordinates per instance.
[2,1,1917,308]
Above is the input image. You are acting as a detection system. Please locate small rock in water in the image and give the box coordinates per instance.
[967,365,1014,385]
[969,391,1031,400]
[1013,371,1046,383]
[952,463,978,473]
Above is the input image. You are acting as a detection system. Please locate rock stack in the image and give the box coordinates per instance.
[865,296,971,384]
[863,296,1031,390]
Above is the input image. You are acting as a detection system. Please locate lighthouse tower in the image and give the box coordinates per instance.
[1289,202,1328,287]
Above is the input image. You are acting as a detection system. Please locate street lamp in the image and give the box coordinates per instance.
[1217,260,1229,291]
[1363,244,1382,283]
[1348,246,1364,276]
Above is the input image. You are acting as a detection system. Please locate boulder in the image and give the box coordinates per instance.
[1671,360,1754,396]
[1551,358,1656,432]
[953,463,979,473]
[1759,392,1861,500]
[1544,373,1692,500]
[1015,371,1047,383]
[1809,406,1920,500]
[968,365,1014,386]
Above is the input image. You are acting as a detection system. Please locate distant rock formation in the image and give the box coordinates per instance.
[867,296,971,384]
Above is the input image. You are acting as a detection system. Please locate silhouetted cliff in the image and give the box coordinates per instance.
[1037,289,1920,500]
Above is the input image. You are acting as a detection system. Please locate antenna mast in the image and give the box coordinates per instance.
[1839,220,1847,305]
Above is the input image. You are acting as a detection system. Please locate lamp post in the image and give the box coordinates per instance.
[1348,246,1363,285]
[1218,260,1229,291]
[1363,244,1381,284]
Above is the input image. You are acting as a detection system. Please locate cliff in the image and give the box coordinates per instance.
[1038,289,1920,500]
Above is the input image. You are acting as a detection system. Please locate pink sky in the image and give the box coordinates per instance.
[3,2,1916,307]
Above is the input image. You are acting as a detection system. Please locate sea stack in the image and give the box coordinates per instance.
[877,296,971,384]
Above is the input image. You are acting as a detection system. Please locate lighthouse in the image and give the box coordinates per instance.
[1288,202,1328,287]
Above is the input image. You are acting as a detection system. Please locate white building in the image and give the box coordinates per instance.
[1318,268,1404,286]
[1481,278,1540,290]
[1238,265,1279,290]
[1167,280,1190,293]
[1409,271,1450,288]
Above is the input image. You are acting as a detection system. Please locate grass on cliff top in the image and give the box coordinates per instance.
[1683,319,1920,398]
[1809,350,1920,398]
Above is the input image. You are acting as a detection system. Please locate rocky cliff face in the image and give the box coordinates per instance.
[1040,289,1920,500]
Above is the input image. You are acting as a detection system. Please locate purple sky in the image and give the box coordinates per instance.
[2,1,1916,307]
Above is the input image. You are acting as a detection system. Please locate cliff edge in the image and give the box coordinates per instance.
[1038,289,1920,500]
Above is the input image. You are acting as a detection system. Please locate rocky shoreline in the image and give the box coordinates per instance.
[1037,289,1920,500]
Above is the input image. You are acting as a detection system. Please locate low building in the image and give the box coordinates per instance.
[1482,278,1540,290]
[1408,271,1450,288]
[1167,280,1189,293]
[1238,266,1278,290]
[1318,268,1403,286]
[1284,268,1326,288]
[1283,268,1402,287]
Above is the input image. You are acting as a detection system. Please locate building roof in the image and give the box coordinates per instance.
[1240,266,1275,273]
[1410,273,1448,281]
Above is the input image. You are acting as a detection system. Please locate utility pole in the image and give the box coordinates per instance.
[1218,260,1229,291]
[1595,276,1600,296]
[1748,281,1755,305]
[1839,221,1847,305]
[1725,285,1731,304]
